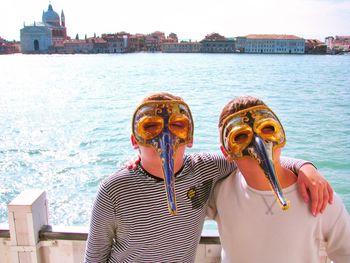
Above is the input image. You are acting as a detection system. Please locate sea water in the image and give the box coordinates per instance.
[0,53,349,226]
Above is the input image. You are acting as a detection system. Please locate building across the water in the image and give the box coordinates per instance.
[200,33,235,53]
[235,34,305,54]
[0,37,21,54]
[20,4,68,54]
[325,36,350,54]
[162,41,201,53]
[305,39,327,54]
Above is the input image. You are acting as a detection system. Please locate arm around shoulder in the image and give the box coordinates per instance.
[281,156,334,216]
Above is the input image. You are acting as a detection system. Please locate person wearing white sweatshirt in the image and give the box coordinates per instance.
[207,95,350,263]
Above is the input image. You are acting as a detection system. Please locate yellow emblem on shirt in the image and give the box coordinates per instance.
[187,187,197,200]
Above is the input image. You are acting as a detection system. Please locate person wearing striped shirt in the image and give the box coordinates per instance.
[84,92,333,263]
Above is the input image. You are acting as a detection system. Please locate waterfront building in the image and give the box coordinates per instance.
[62,36,110,54]
[20,4,68,53]
[63,39,93,54]
[168,33,178,42]
[235,34,305,54]
[145,31,165,52]
[0,37,7,54]
[200,33,235,53]
[65,36,108,54]
[102,33,128,53]
[88,37,108,53]
[305,39,327,54]
[325,36,350,54]
[127,34,145,52]
[0,37,21,54]
[163,33,179,44]
[162,41,201,53]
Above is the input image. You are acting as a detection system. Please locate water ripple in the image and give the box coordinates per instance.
[0,53,349,225]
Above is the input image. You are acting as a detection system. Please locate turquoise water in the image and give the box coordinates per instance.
[0,53,349,226]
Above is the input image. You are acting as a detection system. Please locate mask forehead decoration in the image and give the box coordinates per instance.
[221,105,290,210]
[132,100,194,215]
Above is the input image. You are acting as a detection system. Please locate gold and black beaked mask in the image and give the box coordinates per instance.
[221,105,290,210]
[132,100,194,215]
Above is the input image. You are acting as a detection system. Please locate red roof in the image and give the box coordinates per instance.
[336,36,350,40]
[305,39,323,44]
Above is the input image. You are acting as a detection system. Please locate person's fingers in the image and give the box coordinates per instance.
[310,183,319,216]
[298,182,309,203]
[125,161,133,170]
[124,155,141,170]
[315,182,324,215]
[327,183,334,204]
[320,184,329,213]
[131,161,137,169]
[131,155,141,169]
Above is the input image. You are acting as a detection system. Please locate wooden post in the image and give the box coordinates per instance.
[8,189,48,263]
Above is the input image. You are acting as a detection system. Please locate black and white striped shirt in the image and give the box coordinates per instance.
[84,153,302,263]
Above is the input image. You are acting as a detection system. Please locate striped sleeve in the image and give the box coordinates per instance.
[280,157,316,176]
[213,154,314,181]
[84,182,116,263]
[210,153,239,182]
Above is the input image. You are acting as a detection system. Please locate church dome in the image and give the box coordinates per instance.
[42,4,60,26]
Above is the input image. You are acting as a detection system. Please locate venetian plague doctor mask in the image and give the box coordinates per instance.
[132,100,194,215]
[221,104,290,210]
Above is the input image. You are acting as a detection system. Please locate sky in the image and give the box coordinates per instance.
[1,0,350,41]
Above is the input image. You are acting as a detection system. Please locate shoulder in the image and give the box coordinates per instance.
[184,152,228,173]
[214,171,240,193]
[95,167,146,204]
[188,152,223,161]
[101,167,136,191]
[184,152,237,183]
[329,193,347,213]
[186,152,228,167]
[322,193,349,223]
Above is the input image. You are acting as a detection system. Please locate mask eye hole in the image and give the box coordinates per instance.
[261,125,275,135]
[255,119,284,143]
[137,116,164,140]
[169,115,191,139]
[144,122,161,132]
[170,121,187,130]
[234,133,249,144]
[225,125,253,156]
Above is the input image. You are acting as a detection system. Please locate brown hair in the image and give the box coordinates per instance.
[141,92,184,103]
[218,95,266,128]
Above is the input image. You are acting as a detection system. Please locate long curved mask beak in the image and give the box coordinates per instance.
[221,105,290,211]
[132,100,194,215]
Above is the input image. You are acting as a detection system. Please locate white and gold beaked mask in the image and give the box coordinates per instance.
[221,105,290,210]
[132,100,194,215]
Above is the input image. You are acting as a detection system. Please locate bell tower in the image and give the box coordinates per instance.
[61,10,67,39]
[61,10,65,27]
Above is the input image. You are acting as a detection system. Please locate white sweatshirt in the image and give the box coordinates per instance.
[207,172,350,263]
